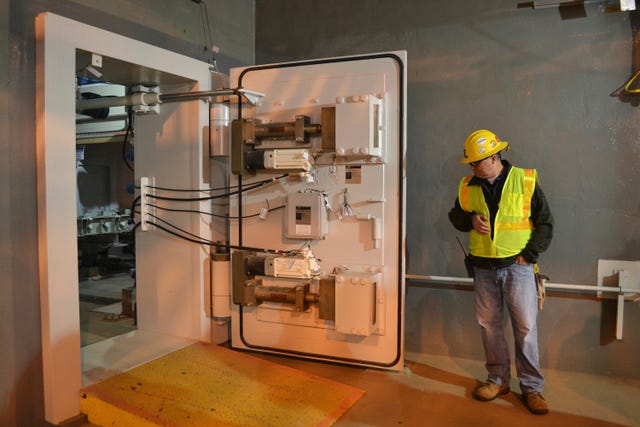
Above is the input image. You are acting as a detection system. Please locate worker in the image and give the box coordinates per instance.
[448,129,554,414]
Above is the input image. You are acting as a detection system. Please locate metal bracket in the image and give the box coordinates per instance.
[139,176,155,231]
[131,85,160,115]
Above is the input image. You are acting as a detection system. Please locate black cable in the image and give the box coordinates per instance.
[146,174,288,193]
[146,175,285,202]
[147,182,260,202]
[122,107,135,172]
[130,196,141,221]
[149,212,206,243]
[147,216,293,255]
[148,202,284,219]
[202,1,216,67]
[243,205,285,219]
[127,221,141,239]
[148,203,224,218]
[194,0,217,67]
[238,174,243,244]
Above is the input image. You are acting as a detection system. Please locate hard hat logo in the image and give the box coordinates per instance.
[461,129,509,164]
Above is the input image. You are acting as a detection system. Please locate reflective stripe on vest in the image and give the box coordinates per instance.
[458,167,537,258]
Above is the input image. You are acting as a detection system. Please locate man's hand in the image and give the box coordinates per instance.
[515,255,529,265]
[471,214,491,235]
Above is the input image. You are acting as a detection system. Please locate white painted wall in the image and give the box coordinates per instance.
[36,13,213,423]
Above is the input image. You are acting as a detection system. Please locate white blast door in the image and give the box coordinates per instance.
[228,52,407,370]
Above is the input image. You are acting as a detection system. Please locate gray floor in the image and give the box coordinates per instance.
[79,273,134,300]
[78,276,639,427]
[79,274,136,347]
[81,342,640,426]
[253,350,639,426]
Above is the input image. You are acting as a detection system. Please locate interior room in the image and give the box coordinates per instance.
[2,1,640,426]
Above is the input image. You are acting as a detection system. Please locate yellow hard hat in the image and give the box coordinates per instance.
[461,129,509,164]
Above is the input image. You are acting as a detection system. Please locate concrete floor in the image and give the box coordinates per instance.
[79,277,639,427]
[249,350,638,427]
[79,339,639,426]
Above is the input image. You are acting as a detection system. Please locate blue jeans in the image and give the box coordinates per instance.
[474,262,544,394]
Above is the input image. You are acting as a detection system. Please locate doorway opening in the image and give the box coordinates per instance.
[75,70,137,346]
[73,49,211,388]
[37,13,214,423]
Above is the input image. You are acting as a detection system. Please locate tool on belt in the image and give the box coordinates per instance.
[456,236,474,278]
[534,263,547,310]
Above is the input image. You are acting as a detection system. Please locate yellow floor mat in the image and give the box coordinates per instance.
[81,343,364,427]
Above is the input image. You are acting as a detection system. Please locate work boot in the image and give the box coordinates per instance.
[472,381,510,401]
[523,392,549,414]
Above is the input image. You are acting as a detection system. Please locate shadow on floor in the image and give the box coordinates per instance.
[247,351,634,427]
[77,338,639,426]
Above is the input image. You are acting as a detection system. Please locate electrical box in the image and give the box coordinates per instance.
[620,0,636,10]
[285,192,329,240]
[263,149,312,171]
[269,256,318,279]
[335,94,384,158]
[335,271,380,336]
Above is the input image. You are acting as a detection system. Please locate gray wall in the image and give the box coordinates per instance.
[2,0,640,424]
[255,0,640,378]
[0,1,254,425]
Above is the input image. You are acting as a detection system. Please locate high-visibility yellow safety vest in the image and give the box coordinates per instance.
[458,167,537,258]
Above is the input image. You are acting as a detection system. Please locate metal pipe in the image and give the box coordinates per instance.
[76,92,161,112]
[406,275,472,285]
[76,88,243,113]
[406,272,638,341]
[158,89,236,103]
[405,274,640,294]
[254,124,321,139]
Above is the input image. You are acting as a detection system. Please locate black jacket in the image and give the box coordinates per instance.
[448,161,554,268]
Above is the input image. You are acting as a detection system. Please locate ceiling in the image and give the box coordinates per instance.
[76,49,195,88]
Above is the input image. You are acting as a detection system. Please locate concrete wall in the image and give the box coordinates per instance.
[255,0,640,379]
[1,1,16,425]
[2,0,639,424]
[0,1,254,425]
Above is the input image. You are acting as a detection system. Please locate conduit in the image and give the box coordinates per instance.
[76,88,263,113]
[76,91,165,111]
[406,274,640,294]
[405,273,640,340]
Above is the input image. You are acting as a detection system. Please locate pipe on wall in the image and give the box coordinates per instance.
[406,274,640,294]
[406,273,640,340]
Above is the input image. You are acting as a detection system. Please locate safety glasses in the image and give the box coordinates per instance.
[469,155,493,168]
